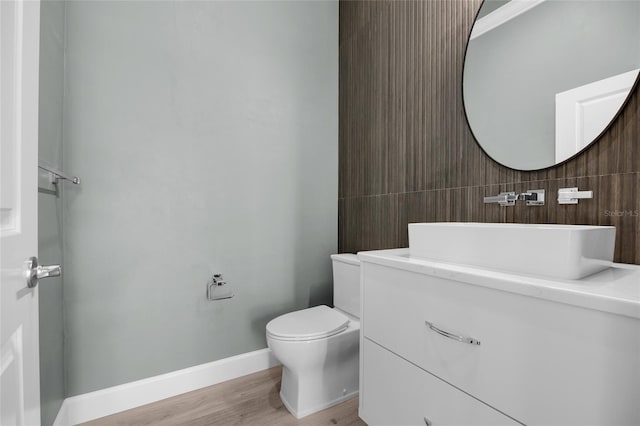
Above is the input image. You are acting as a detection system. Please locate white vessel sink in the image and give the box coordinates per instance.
[408,223,616,280]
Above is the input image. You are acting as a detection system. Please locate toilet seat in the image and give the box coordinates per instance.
[266,305,349,342]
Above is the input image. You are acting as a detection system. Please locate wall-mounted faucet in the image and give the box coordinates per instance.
[206,274,234,301]
[484,191,517,206]
[484,189,545,206]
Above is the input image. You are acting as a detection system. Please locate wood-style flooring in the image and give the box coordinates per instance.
[80,366,366,426]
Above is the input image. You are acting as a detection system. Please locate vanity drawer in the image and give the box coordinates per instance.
[361,262,640,425]
[361,338,518,426]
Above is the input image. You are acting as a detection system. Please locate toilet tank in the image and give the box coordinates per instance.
[331,254,361,318]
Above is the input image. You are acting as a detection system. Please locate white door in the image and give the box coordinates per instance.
[1,1,41,425]
[555,68,640,163]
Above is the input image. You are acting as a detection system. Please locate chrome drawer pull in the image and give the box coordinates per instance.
[425,321,481,346]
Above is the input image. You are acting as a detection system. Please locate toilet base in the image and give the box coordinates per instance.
[280,385,358,419]
[278,345,359,419]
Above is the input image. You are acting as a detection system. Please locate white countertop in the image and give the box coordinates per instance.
[358,248,640,320]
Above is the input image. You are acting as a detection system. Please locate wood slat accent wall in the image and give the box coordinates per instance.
[339,0,640,264]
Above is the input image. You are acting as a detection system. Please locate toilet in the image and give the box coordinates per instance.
[266,253,360,419]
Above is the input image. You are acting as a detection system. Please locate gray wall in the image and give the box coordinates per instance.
[62,1,338,395]
[464,0,640,169]
[38,1,66,425]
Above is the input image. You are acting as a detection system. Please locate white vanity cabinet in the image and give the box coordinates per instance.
[358,250,640,426]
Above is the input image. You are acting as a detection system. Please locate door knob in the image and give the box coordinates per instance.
[26,256,61,288]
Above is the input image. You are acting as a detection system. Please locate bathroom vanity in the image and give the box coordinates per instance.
[358,226,640,425]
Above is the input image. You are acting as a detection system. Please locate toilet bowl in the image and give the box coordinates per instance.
[265,254,361,419]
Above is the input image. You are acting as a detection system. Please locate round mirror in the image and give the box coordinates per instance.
[463,0,640,171]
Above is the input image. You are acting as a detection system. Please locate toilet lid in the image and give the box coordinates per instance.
[266,305,349,341]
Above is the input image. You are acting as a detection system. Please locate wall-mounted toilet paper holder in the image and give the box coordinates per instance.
[207,274,234,301]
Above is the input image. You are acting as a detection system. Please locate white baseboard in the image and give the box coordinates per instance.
[52,348,279,426]
[52,400,69,426]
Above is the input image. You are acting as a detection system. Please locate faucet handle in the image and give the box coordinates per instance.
[558,187,593,204]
